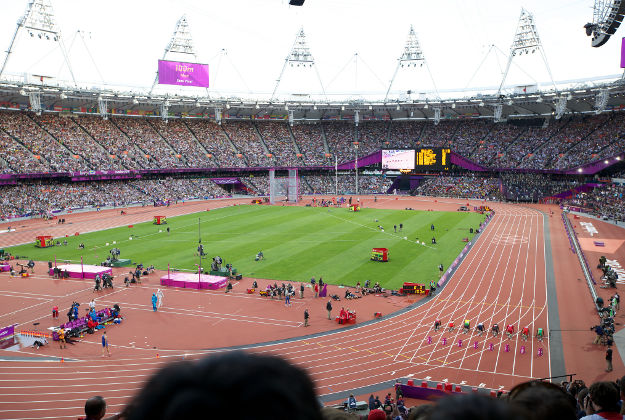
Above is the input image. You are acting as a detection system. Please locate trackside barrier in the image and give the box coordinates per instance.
[19,330,51,338]
[561,212,599,309]
[561,212,576,254]
[398,381,506,402]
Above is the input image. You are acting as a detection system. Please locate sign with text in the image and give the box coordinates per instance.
[382,149,415,170]
[158,60,209,87]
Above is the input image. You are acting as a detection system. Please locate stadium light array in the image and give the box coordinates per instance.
[585,0,625,47]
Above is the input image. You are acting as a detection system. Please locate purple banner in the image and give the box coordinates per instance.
[0,324,15,341]
[337,150,382,170]
[621,38,625,68]
[158,60,209,88]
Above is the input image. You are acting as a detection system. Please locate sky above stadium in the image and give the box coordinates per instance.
[0,0,621,99]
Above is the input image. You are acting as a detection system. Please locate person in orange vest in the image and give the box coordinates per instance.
[58,328,66,349]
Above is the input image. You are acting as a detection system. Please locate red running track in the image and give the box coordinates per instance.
[0,201,551,419]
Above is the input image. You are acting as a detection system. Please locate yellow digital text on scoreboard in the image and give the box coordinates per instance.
[416,149,437,166]
[415,148,450,167]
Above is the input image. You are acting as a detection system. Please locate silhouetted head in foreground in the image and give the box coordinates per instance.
[126,351,322,420]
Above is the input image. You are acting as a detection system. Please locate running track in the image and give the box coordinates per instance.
[0,201,551,419]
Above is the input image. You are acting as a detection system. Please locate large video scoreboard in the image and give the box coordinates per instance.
[382,148,451,170]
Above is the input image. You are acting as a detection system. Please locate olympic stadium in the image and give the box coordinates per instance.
[0,0,624,419]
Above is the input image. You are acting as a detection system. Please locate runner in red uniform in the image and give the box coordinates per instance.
[506,324,515,339]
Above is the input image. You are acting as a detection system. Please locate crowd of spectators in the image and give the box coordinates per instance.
[357,121,389,152]
[558,114,625,169]
[257,122,300,167]
[470,123,524,167]
[0,111,85,172]
[185,119,243,168]
[238,174,391,196]
[76,116,145,169]
[303,175,392,195]
[387,121,422,149]
[221,121,272,168]
[562,183,625,222]
[0,111,624,174]
[501,173,583,202]
[112,118,182,168]
[415,175,504,200]
[0,127,48,173]
[324,122,358,163]
[149,119,212,168]
[30,114,118,171]
[0,177,228,220]
[420,120,459,149]
[499,123,563,169]
[290,123,329,166]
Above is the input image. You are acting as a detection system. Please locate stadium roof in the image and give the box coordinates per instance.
[0,0,624,120]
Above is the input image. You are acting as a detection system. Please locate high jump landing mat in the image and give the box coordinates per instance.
[160,272,228,290]
[49,264,113,279]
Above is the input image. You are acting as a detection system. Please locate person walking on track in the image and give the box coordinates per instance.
[101,331,110,357]
[304,309,309,327]
[156,288,164,308]
[326,300,332,320]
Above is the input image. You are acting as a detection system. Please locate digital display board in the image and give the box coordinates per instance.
[415,147,451,170]
[382,149,415,170]
[158,60,209,87]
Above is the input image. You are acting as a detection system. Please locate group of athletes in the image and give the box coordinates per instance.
[433,319,545,342]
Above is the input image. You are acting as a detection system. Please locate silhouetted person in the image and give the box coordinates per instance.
[124,352,322,420]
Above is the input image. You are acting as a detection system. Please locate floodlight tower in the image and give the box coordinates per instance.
[385,25,439,102]
[271,27,327,101]
[498,9,556,95]
[150,15,201,95]
[0,0,76,86]
[585,0,625,47]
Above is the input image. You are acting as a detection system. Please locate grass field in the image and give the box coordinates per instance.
[8,205,486,289]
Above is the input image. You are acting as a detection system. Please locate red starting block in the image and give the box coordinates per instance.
[246,288,255,294]
[374,312,383,318]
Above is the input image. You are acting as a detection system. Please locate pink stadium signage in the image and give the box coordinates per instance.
[158,60,209,88]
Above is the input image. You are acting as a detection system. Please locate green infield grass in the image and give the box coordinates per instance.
[7,205,486,289]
